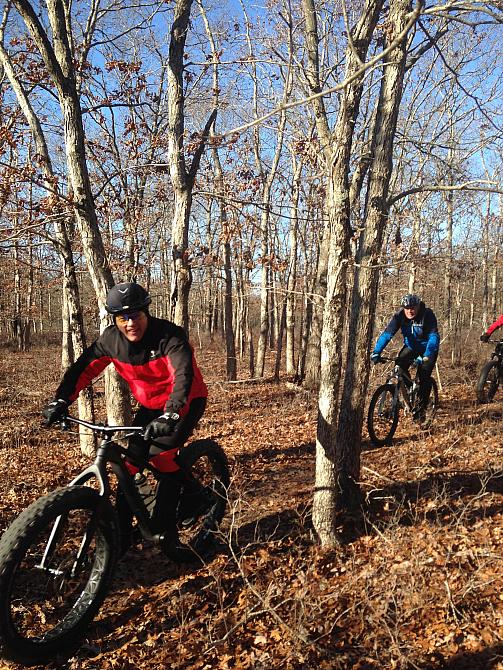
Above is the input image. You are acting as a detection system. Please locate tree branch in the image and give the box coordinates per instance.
[187,108,217,184]
[388,180,503,206]
[218,0,424,138]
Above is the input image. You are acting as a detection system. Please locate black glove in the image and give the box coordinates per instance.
[370,352,382,364]
[144,411,180,442]
[42,399,68,426]
[480,333,490,343]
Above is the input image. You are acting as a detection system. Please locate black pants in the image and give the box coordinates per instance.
[117,397,207,541]
[396,346,437,406]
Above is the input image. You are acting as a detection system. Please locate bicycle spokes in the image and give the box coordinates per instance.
[368,385,399,445]
[8,506,106,641]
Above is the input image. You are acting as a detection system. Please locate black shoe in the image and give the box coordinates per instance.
[412,400,427,422]
[160,532,198,563]
[178,489,213,528]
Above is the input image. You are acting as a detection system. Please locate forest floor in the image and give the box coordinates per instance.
[0,341,501,670]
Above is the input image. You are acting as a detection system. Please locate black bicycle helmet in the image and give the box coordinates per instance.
[400,293,420,308]
[105,282,151,314]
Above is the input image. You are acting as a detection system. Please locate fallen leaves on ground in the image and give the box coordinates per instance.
[0,344,501,670]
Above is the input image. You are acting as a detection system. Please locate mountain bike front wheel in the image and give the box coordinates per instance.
[0,486,118,663]
[367,383,399,446]
[476,359,500,404]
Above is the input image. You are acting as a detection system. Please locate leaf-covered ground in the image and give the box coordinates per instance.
[0,343,501,670]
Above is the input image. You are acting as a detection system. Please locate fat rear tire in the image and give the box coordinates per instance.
[175,439,229,559]
[476,359,500,404]
[418,378,439,429]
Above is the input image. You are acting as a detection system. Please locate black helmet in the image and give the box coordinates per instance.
[400,293,420,308]
[105,282,151,315]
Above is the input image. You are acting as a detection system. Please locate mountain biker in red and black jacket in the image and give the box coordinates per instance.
[480,314,503,342]
[42,282,208,559]
[370,293,440,411]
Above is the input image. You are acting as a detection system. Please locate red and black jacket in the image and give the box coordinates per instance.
[487,314,503,337]
[55,316,207,415]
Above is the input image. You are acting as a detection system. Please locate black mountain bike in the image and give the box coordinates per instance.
[476,339,503,404]
[0,416,229,664]
[367,357,439,446]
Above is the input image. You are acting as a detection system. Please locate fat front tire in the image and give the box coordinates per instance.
[0,486,118,663]
[476,359,500,404]
[367,384,399,446]
[175,439,230,558]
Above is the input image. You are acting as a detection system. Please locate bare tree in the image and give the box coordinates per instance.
[310,0,387,544]
[166,0,216,331]
[11,0,131,426]
[198,0,237,379]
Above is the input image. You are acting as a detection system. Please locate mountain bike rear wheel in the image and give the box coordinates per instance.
[175,439,229,558]
[0,486,118,663]
[417,378,439,429]
[367,383,399,446]
[476,359,500,404]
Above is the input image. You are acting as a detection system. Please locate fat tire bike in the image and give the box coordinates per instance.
[476,339,503,404]
[0,416,229,664]
[367,356,439,446]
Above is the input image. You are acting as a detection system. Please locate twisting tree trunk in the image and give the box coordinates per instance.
[336,0,412,488]
[309,0,386,545]
[300,0,333,388]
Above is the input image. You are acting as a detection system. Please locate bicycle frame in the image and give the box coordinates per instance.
[39,416,165,573]
[382,360,419,414]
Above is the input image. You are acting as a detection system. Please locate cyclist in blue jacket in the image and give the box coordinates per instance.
[370,293,440,413]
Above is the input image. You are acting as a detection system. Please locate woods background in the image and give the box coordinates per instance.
[0,0,501,540]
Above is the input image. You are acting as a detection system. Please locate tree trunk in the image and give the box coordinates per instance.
[166,0,215,333]
[12,0,130,427]
[311,0,386,545]
[303,216,329,388]
[286,158,302,376]
[336,0,411,484]
[169,186,193,330]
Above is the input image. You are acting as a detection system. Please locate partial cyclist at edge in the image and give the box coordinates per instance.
[370,293,440,418]
[42,281,208,562]
[480,313,503,342]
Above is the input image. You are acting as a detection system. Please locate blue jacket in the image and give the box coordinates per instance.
[373,302,440,358]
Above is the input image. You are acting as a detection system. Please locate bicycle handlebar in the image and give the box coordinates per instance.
[60,415,144,437]
[374,355,423,367]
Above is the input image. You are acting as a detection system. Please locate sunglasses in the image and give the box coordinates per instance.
[116,311,143,325]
